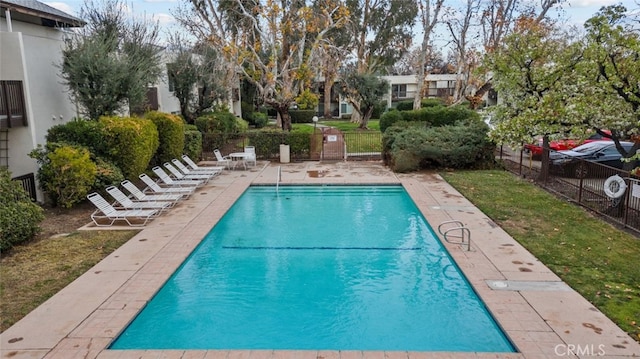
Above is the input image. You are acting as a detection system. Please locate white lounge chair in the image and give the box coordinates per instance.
[212,150,231,169]
[121,180,186,205]
[163,162,213,182]
[244,146,257,167]
[139,174,196,196]
[87,192,159,227]
[171,158,222,176]
[106,186,173,212]
[152,166,205,187]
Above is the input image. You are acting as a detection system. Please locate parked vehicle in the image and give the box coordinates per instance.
[524,131,612,158]
[550,141,637,178]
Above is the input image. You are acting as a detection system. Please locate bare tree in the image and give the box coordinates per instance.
[176,0,349,131]
[445,0,481,103]
[466,0,564,108]
[414,0,445,109]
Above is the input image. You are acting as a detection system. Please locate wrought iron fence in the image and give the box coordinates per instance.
[12,172,37,202]
[497,146,640,234]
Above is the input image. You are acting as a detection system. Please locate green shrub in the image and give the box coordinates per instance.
[252,112,268,128]
[245,129,311,159]
[371,100,387,119]
[46,119,108,157]
[92,157,124,195]
[380,109,403,133]
[195,111,241,135]
[0,168,44,251]
[290,110,316,123]
[379,104,479,132]
[145,111,185,167]
[395,98,443,111]
[100,116,159,179]
[295,89,319,110]
[30,145,97,208]
[236,117,249,132]
[386,120,495,172]
[241,103,269,128]
[395,100,415,111]
[184,124,203,161]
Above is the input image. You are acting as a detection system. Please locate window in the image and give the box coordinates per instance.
[392,84,407,99]
[0,81,27,129]
[166,63,176,92]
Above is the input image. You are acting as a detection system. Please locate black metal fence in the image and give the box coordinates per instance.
[12,172,37,202]
[497,147,640,234]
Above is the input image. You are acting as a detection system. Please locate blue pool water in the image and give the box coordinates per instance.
[110,185,514,352]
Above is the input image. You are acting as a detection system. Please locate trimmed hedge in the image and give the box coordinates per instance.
[380,104,478,132]
[184,124,203,161]
[100,116,159,179]
[145,111,185,167]
[395,98,444,111]
[383,119,495,172]
[195,111,243,135]
[46,119,108,157]
[290,110,316,123]
[245,129,311,158]
[0,168,44,251]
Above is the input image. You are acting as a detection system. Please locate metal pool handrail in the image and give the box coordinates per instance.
[276,166,281,195]
[438,220,471,251]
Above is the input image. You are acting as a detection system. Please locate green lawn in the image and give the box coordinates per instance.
[441,170,640,342]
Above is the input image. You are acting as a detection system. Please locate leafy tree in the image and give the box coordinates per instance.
[60,0,163,120]
[345,0,417,74]
[166,38,227,124]
[337,73,389,129]
[487,18,582,180]
[344,0,417,125]
[575,4,640,169]
[467,0,565,108]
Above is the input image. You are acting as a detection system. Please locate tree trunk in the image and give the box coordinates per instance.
[351,111,362,124]
[324,78,334,118]
[359,106,374,129]
[467,81,492,109]
[276,105,292,131]
[537,135,550,183]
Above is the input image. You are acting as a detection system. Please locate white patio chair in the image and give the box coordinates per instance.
[171,158,222,176]
[163,162,212,183]
[152,166,205,188]
[87,192,159,227]
[212,149,232,169]
[121,180,187,205]
[139,174,196,196]
[244,146,257,167]
[106,186,173,213]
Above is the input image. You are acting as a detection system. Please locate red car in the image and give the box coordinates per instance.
[524,131,612,158]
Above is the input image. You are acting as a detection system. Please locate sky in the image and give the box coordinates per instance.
[45,0,637,44]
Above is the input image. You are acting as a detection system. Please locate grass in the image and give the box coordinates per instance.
[440,169,640,342]
[0,230,138,331]
[321,119,380,132]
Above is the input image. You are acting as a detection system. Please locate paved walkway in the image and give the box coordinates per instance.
[1,161,638,359]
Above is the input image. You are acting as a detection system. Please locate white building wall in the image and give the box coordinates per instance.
[1,19,79,201]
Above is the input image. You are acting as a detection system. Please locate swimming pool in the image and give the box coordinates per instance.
[111,185,515,352]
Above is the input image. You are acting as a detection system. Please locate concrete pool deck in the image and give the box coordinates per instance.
[1,161,638,359]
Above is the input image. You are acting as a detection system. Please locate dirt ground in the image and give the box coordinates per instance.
[36,201,95,240]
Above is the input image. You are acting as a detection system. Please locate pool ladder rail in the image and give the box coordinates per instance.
[438,220,472,251]
[276,166,282,195]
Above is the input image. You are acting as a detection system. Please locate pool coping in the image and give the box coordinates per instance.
[1,161,638,359]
